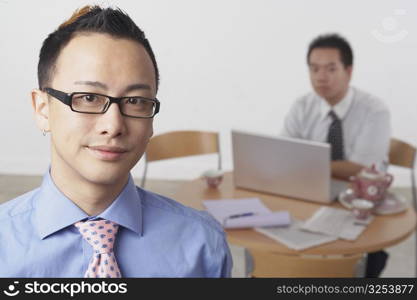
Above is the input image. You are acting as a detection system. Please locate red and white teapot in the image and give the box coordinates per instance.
[349,164,393,205]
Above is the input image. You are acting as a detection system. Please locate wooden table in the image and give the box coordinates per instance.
[175,172,417,277]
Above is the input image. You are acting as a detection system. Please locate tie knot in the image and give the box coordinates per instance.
[75,219,119,254]
[329,110,340,121]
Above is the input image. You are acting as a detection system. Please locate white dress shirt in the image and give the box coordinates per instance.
[281,87,391,170]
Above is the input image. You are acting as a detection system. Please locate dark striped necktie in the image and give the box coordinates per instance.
[327,110,344,161]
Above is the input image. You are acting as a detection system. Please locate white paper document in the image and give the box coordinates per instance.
[203,198,291,229]
[255,219,337,251]
[300,206,373,241]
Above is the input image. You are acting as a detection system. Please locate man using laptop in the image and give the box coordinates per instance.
[282,34,391,179]
[281,34,391,277]
[0,5,231,277]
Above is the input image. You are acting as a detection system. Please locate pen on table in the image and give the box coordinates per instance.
[222,212,256,227]
[228,212,256,219]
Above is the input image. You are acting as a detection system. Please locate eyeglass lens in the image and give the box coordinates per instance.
[71,93,156,117]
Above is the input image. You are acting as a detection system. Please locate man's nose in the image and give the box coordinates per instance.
[315,69,329,83]
[97,103,126,137]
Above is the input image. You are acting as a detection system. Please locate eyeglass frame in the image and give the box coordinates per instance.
[42,87,160,119]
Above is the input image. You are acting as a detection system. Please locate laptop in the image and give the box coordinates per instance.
[231,130,349,203]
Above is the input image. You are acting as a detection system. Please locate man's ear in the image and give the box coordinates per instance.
[31,89,50,132]
[147,127,154,143]
[346,65,353,79]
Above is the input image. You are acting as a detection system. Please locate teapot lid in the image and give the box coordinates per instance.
[358,164,385,179]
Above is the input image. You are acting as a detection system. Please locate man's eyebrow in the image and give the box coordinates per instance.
[309,62,337,67]
[124,83,151,93]
[74,81,108,89]
[73,81,151,93]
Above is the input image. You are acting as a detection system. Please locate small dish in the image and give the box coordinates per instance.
[338,189,407,215]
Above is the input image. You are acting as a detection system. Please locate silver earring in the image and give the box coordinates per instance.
[42,130,46,136]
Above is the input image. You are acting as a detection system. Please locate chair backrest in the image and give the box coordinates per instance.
[141,130,221,187]
[250,250,364,277]
[389,138,416,169]
[388,138,417,275]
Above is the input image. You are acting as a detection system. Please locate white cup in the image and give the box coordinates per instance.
[201,169,224,188]
[351,198,374,220]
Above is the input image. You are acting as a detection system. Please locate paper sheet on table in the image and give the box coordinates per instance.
[203,198,291,229]
[255,219,338,250]
[300,206,373,241]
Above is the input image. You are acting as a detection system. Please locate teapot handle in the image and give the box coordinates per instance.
[385,173,394,186]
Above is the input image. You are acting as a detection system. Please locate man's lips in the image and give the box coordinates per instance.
[86,145,128,161]
[88,145,127,152]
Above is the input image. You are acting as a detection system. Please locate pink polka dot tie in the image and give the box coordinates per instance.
[75,219,122,278]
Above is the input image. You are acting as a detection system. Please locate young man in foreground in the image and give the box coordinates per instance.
[0,5,232,278]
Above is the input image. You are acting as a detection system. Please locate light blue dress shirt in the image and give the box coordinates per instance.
[0,171,232,277]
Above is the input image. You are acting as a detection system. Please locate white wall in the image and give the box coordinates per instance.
[1,0,416,186]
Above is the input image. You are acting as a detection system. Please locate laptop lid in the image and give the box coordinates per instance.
[232,130,335,203]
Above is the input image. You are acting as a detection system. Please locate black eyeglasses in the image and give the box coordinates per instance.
[43,87,160,119]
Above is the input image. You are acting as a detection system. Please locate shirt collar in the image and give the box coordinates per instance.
[34,171,143,240]
[96,175,143,236]
[318,87,354,121]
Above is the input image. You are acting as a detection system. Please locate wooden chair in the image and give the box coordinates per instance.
[250,250,364,277]
[388,138,416,211]
[388,138,417,275]
[141,130,221,187]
